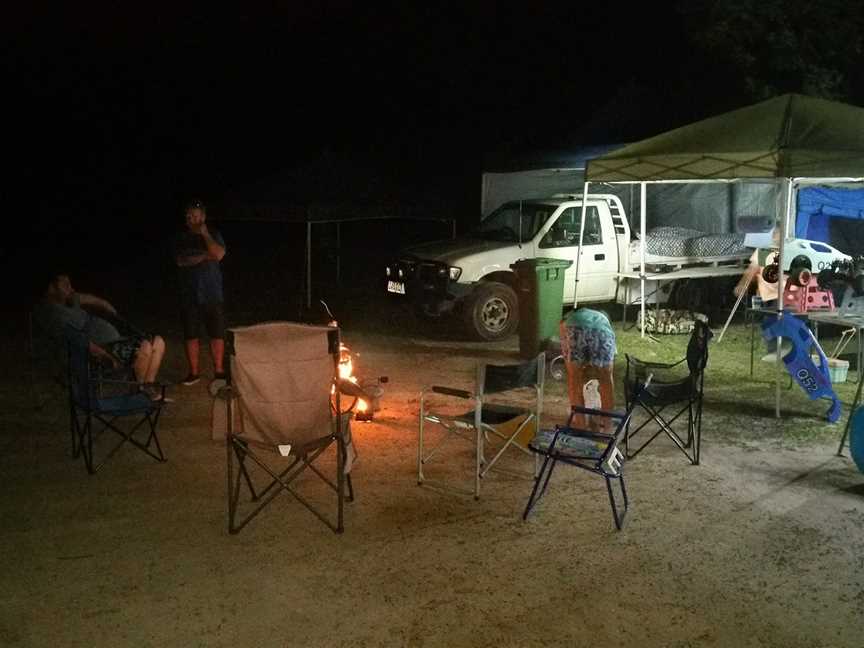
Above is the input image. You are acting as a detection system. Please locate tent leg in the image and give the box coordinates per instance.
[775,179,793,418]
[640,182,647,339]
[573,182,590,309]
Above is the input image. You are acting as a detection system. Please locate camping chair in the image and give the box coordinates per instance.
[418,353,544,499]
[65,325,166,474]
[623,320,713,465]
[27,310,68,412]
[522,379,649,530]
[225,322,356,534]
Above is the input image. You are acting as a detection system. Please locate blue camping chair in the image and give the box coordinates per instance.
[65,325,166,474]
[522,379,650,530]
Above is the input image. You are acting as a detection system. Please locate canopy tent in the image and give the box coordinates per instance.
[582,93,864,417]
[587,94,864,182]
[482,147,778,236]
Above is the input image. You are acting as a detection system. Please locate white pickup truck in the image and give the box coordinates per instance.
[385,193,751,340]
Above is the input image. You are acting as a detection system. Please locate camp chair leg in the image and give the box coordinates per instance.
[479,417,535,479]
[83,415,95,474]
[628,402,698,464]
[228,437,348,535]
[336,433,345,533]
[523,454,557,520]
[337,440,355,503]
[474,427,482,500]
[693,400,704,465]
[84,411,166,474]
[606,475,629,530]
[417,408,425,485]
[70,406,82,459]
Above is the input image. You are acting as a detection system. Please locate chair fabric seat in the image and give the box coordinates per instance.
[453,403,529,426]
[529,429,607,459]
[94,392,155,415]
[641,376,694,404]
[418,354,545,499]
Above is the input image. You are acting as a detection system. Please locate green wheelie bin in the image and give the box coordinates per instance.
[510,258,573,359]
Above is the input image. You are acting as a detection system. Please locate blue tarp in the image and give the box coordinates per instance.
[797,187,864,240]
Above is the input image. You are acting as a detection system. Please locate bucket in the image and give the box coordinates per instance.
[812,356,849,383]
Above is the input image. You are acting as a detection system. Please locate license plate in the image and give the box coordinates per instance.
[387,280,406,295]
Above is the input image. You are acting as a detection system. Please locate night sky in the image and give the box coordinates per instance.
[7,2,861,293]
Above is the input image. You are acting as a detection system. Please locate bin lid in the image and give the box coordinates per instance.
[510,257,574,271]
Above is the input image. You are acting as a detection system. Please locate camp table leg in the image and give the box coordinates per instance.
[838,365,864,456]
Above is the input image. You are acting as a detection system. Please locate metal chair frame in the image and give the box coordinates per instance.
[418,353,545,499]
[225,326,354,534]
[66,326,166,475]
[523,382,649,530]
[624,321,712,465]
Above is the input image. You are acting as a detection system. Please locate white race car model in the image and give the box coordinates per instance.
[761,239,852,285]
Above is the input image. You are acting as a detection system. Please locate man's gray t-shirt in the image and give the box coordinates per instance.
[34,295,121,347]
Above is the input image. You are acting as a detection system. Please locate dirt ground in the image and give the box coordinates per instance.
[2,309,864,648]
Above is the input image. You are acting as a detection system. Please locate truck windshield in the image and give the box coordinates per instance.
[472,202,557,242]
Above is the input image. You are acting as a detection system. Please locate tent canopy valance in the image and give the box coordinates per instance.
[587,94,864,182]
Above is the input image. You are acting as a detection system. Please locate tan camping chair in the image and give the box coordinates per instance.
[225,322,356,534]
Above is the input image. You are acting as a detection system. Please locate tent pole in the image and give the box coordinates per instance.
[573,182,590,309]
[775,179,793,418]
[640,182,647,338]
[306,220,312,310]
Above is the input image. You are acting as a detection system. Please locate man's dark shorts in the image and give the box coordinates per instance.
[182,301,226,341]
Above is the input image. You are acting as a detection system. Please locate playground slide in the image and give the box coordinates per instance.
[761,313,842,423]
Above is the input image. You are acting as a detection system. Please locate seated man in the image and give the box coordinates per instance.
[34,273,167,398]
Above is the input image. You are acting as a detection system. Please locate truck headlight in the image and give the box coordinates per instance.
[449,266,462,281]
[385,266,391,277]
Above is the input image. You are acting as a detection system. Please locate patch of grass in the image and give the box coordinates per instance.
[609,321,854,449]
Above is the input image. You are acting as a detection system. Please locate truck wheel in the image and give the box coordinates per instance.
[463,282,519,341]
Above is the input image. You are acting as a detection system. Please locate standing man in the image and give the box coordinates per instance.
[175,199,227,385]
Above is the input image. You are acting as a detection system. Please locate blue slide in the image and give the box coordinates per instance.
[762,313,842,423]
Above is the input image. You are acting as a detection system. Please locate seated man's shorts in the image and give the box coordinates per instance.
[561,325,616,368]
[105,336,146,366]
[181,301,226,341]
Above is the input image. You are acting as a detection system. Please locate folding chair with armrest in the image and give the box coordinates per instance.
[624,320,712,465]
[523,377,651,530]
[65,325,166,474]
[225,322,356,534]
[418,353,545,499]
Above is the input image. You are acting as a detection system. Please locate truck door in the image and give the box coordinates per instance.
[536,205,618,302]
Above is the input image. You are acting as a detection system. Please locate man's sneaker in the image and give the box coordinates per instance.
[181,373,200,386]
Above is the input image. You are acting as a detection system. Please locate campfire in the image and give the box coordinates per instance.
[337,342,384,422]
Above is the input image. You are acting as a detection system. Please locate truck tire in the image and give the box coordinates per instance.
[463,281,519,341]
